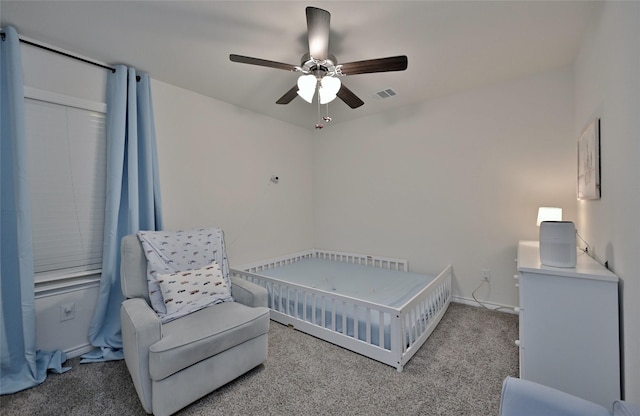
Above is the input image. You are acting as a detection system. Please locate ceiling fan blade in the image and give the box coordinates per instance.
[336,84,364,109]
[306,7,330,61]
[340,56,408,75]
[276,85,299,105]
[229,54,297,71]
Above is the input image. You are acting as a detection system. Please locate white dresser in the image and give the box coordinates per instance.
[516,240,620,408]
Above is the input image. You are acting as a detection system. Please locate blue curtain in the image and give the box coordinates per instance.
[81,65,163,362]
[0,26,68,395]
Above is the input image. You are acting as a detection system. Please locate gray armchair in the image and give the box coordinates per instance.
[500,377,640,416]
[120,234,270,416]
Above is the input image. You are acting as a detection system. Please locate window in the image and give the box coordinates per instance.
[24,89,107,282]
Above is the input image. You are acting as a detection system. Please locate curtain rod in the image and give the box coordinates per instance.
[19,38,116,73]
[2,31,141,81]
[1,30,116,73]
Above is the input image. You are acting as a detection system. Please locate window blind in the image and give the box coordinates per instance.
[24,98,107,280]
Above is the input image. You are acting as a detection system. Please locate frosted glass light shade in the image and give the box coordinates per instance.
[536,207,563,226]
[297,74,317,103]
[319,76,341,104]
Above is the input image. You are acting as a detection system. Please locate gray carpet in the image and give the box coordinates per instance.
[0,302,518,416]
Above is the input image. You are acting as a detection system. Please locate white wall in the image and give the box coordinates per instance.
[573,2,640,401]
[313,67,576,308]
[21,44,314,356]
[151,80,314,266]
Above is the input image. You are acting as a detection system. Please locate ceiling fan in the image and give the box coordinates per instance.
[229,6,408,110]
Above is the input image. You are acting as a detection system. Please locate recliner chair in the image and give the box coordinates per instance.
[120,234,270,416]
[500,377,640,416]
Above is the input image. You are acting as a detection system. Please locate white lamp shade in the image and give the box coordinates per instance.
[319,76,341,104]
[297,74,317,103]
[536,207,563,226]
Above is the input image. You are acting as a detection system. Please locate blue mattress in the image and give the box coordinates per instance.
[257,258,436,308]
[256,258,440,350]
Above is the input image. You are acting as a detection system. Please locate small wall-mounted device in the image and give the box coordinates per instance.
[539,221,577,268]
[270,175,279,184]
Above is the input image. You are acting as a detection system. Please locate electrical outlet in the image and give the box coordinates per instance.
[481,269,491,282]
[60,303,75,322]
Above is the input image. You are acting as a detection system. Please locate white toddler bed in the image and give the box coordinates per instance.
[231,249,452,371]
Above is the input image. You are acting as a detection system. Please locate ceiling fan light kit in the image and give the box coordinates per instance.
[297,74,317,103]
[230,6,408,127]
[318,76,341,104]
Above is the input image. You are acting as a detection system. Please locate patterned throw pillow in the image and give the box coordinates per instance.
[137,227,233,318]
[156,261,231,319]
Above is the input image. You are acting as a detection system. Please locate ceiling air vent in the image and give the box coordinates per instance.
[370,88,397,101]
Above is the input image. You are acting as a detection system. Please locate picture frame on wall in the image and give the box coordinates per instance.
[577,118,601,200]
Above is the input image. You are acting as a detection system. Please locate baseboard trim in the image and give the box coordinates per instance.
[64,344,95,359]
[452,296,517,314]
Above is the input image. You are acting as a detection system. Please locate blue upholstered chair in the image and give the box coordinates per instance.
[500,377,640,416]
[120,234,270,416]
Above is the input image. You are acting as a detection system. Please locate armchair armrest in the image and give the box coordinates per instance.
[121,298,162,414]
[230,274,268,308]
[500,377,611,416]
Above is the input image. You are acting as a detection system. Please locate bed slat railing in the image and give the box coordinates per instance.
[237,249,409,273]
[312,249,408,272]
[237,250,315,274]
[396,265,452,367]
[231,261,452,372]
[231,268,399,342]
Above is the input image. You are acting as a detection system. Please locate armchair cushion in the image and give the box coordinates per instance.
[148,301,269,381]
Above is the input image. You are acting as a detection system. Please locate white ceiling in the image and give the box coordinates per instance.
[1,1,599,130]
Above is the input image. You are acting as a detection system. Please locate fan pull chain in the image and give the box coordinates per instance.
[323,104,332,123]
[315,94,323,129]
